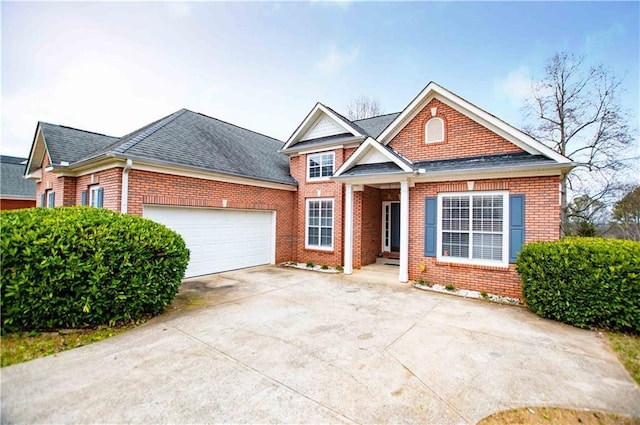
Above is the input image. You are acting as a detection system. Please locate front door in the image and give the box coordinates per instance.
[382,202,401,253]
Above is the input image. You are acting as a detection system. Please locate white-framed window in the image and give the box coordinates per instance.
[46,191,55,208]
[306,198,334,250]
[89,186,103,208]
[437,191,508,266]
[425,117,445,143]
[307,152,334,181]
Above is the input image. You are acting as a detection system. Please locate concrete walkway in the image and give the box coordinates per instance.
[2,266,639,424]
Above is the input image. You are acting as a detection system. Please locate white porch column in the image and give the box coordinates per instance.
[343,183,354,274]
[399,180,409,282]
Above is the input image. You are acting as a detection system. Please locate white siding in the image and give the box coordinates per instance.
[301,115,347,141]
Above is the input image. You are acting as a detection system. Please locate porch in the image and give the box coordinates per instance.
[349,257,403,285]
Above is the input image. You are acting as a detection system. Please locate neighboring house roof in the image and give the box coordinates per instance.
[1,156,36,199]
[28,109,296,186]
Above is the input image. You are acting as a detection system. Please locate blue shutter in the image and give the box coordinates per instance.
[97,188,104,208]
[40,193,46,208]
[48,192,55,208]
[509,194,525,263]
[424,197,437,257]
[81,190,87,206]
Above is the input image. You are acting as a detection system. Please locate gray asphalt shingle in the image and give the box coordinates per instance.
[413,152,555,172]
[352,113,400,138]
[38,110,296,186]
[39,123,119,165]
[113,110,295,185]
[1,156,36,198]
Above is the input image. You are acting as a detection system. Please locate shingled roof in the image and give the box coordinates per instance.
[39,123,119,165]
[352,112,400,138]
[37,109,296,186]
[1,156,36,198]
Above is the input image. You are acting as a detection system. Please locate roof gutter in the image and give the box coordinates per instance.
[121,159,133,214]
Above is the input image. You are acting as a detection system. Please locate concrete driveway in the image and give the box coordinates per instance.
[2,266,639,424]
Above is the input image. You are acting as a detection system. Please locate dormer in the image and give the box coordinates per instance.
[280,103,365,155]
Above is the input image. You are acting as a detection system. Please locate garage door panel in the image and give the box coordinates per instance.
[143,206,274,278]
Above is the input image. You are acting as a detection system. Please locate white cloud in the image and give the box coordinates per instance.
[315,45,358,76]
[493,66,532,108]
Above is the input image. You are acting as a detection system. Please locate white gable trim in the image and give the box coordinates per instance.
[334,137,413,177]
[283,103,362,150]
[25,125,52,177]
[377,82,571,164]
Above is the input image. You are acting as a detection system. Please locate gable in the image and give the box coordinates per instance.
[389,98,524,163]
[334,137,413,179]
[301,114,349,141]
[379,82,571,165]
[282,103,363,151]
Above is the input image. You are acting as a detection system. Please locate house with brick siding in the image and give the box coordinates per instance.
[1,156,36,210]
[24,82,573,297]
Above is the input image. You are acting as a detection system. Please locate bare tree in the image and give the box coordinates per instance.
[611,185,640,241]
[346,95,383,120]
[522,52,634,234]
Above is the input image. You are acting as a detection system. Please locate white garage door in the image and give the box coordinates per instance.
[144,206,275,278]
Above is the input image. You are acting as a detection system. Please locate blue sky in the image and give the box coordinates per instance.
[2,1,638,159]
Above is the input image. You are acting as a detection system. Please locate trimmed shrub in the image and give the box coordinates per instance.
[1,207,189,333]
[516,237,640,332]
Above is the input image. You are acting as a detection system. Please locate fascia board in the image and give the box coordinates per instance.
[280,137,364,156]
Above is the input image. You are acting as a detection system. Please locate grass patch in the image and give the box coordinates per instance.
[479,407,639,424]
[1,322,143,367]
[607,331,640,385]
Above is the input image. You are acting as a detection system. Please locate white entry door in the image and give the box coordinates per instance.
[143,205,275,278]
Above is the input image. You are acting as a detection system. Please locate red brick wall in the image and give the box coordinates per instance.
[36,155,63,207]
[290,152,344,267]
[127,169,296,262]
[389,98,524,162]
[290,147,359,267]
[75,169,122,211]
[408,176,560,299]
[0,199,36,210]
[35,155,122,211]
[353,186,381,268]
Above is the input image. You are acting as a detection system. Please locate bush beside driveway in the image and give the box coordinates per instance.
[2,266,639,424]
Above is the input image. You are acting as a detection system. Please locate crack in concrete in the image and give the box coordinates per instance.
[386,350,472,425]
[172,326,361,424]
[384,301,440,351]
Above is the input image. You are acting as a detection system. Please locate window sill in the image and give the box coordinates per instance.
[304,247,334,254]
[434,259,511,272]
[305,178,334,184]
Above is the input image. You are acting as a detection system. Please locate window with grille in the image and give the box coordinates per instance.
[438,192,507,265]
[306,198,333,250]
[307,152,334,181]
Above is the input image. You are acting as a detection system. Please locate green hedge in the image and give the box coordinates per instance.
[1,207,189,333]
[516,237,640,332]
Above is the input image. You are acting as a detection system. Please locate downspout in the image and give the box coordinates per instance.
[121,159,133,213]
